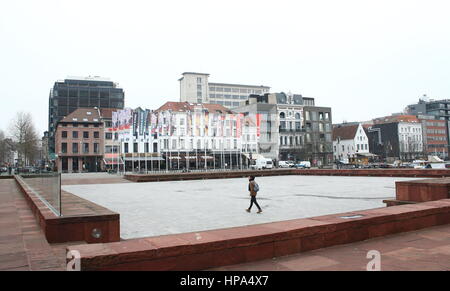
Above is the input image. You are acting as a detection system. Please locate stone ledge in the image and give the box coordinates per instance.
[14,175,120,244]
[125,169,450,183]
[68,199,450,271]
[395,178,450,202]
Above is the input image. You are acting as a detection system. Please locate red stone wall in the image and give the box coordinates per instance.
[68,199,450,271]
[14,175,120,244]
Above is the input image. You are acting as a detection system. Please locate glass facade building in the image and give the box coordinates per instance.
[48,76,124,154]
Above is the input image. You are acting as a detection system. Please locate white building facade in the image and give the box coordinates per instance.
[179,72,270,108]
[333,123,370,163]
[398,122,423,159]
[113,103,260,171]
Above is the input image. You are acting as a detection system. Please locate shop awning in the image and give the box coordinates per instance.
[103,157,124,165]
[123,156,164,162]
[243,153,265,160]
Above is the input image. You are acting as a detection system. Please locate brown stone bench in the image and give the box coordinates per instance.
[67,199,450,271]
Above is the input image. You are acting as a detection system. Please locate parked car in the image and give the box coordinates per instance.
[278,161,292,168]
[0,167,7,173]
[295,161,311,169]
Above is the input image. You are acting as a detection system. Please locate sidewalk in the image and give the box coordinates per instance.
[210,224,450,271]
[0,179,70,271]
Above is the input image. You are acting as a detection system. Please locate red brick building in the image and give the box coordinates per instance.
[419,117,448,159]
[55,108,104,172]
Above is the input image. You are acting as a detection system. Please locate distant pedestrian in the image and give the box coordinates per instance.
[8,166,12,175]
[246,176,262,214]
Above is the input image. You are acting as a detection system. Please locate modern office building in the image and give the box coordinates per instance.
[367,115,424,161]
[418,115,448,159]
[405,96,450,156]
[178,72,270,108]
[48,76,125,155]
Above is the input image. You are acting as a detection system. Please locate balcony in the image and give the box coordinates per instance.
[279,128,305,133]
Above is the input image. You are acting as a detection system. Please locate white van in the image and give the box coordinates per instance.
[278,161,292,168]
[253,158,273,170]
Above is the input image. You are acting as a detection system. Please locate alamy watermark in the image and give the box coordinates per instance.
[366,250,381,271]
[66,250,81,271]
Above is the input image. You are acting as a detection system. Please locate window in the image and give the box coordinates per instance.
[83,143,89,153]
[62,131,67,138]
[133,143,138,153]
[61,143,67,153]
[279,112,286,119]
[105,133,112,140]
[93,143,99,154]
[83,131,89,138]
[124,143,129,153]
[94,132,99,138]
[145,143,149,153]
[72,131,78,138]
[72,143,78,154]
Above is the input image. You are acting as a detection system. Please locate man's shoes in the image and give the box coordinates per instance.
[246,209,250,213]
[257,210,262,214]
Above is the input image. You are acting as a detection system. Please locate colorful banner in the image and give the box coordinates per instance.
[132,110,139,137]
[187,111,192,136]
[256,113,261,137]
[138,108,145,136]
[205,112,209,136]
[144,109,151,137]
[112,111,118,131]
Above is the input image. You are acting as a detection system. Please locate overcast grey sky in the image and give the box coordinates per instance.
[1,0,449,135]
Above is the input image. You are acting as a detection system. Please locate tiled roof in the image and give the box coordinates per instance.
[373,115,419,124]
[155,102,234,114]
[59,108,101,123]
[99,108,119,119]
[332,124,359,140]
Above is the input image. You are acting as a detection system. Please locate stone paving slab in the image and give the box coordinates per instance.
[0,179,73,271]
[63,175,424,239]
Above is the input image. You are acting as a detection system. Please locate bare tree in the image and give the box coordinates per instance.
[8,112,39,167]
[0,130,6,164]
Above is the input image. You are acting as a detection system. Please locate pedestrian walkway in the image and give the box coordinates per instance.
[0,179,69,271]
[210,224,450,271]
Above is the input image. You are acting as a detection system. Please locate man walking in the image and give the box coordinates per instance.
[246,176,262,214]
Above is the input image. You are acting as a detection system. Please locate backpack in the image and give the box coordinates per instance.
[253,182,259,192]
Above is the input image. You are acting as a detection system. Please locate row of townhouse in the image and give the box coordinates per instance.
[55,94,334,172]
[332,114,448,164]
